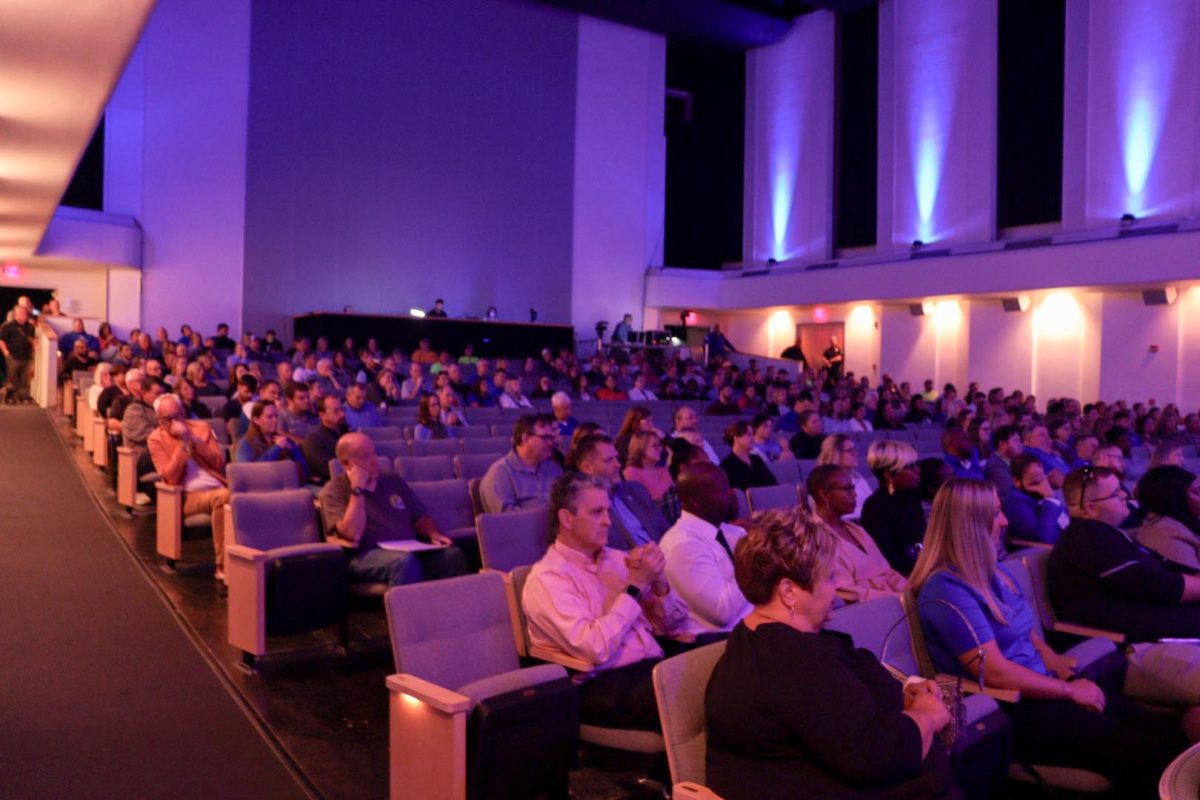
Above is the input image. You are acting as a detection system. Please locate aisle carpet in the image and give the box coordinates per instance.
[0,406,312,800]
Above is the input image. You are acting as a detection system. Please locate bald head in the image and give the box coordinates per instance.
[678,462,737,525]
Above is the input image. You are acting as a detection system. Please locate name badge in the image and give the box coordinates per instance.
[390,494,406,511]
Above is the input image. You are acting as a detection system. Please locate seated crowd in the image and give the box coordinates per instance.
[61,317,1200,797]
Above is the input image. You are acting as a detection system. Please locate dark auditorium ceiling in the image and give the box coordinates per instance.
[533,0,877,49]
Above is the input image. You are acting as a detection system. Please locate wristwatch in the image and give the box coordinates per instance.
[351,487,365,497]
[624,585,642,601]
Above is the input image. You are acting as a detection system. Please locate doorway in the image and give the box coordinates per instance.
[795,323,844,372]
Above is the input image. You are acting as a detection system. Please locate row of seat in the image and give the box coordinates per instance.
[381,546,1129,799]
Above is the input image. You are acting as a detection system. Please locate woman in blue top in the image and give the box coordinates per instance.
[910,478,1185,795]
[234,400,310,483]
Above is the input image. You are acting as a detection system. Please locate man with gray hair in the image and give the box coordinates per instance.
[148,393,230,580]
[550,391,579,439]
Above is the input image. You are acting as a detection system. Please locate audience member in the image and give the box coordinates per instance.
[670,405,719,464]
[788,411,824,459]
[1048,466,1200,642]
[627,374,658,402]
[413,393,448,440]
[623,430,678,522]
[941,429,985,480]
[984,424,1023,501]
[808,465,905,601]
[572,434,669,549]
[302,395,348,484]
[660,463,750,636]
[704,385,739,416]
[1001,453,1068,546]
[815,434,871,520]
[1134,465,1200,571]
[233,400,310,482]
[174,378,211,420]
[719,420,777,491]
[860,440,925,575]
[912,477,1184,796]
[479,414,563,512]
[1150,442,1186,469]
[614,406,656,465]
[147,395,230,581]
[343,382,384,431]
[498,376,534,410]
[748,413,782,462]
[278,381,318,440]
[705,508,955,799]
[320,433,467,586]
[1022,423,1068,489]
[522,472,689,731]
[549,391,579,440]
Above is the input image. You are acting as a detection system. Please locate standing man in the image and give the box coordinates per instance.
[0,303,36,403]
[704,324,735,363]
[822,335,845,382]
[612,313,635,344]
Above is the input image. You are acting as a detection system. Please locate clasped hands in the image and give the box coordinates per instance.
[625,543,669,597]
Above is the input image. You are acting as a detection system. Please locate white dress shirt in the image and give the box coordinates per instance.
[523,541,689,675]
[659,511,752,636]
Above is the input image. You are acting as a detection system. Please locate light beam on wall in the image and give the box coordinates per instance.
[1034,292,1083,339]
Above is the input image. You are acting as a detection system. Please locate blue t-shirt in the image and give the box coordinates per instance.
[917,566,1046,677]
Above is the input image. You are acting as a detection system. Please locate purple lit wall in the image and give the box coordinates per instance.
[571,16,665,337]
[1081,0,1200,224]
[884,0,996,247]
[241,0,579,336]
[743,12,835,265]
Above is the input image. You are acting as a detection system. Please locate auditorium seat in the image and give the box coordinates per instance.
[1017,548,1126,646]
[385,572,572,800]
[360,426,403,442]
[453,453,499,481]
[373,439,412,459]
[226,488,348,665]
[476,509,548,573]
[746,484,801,514]
[449,425,491,439]
[765,458,799,485]
[733,489,749,522]
[394,455,455,482]
[463,437,509,455]
[222,460,304,539]
[407,479,480,569]
[1160,742,1200,800]
[508,566,666,757]
[410,438,463,457]
[652,642,728,800]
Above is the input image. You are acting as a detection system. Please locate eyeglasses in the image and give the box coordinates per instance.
[1077,466,1096,509]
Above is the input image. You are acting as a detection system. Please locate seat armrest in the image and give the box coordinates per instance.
[951,674,1021,704]
[672,784,724,800]
[387,673,471,715]
[1053,621,1126,644]
[155,482,183,496]
[261,542,344,560]
[528,645,592,673]
[226,544,268,563]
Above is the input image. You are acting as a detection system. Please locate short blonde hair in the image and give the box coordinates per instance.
[734,508,835,605]
[866,439,918,478]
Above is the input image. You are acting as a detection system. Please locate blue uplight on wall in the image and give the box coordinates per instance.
[771,153,795,260]
[1111,1,1186,219]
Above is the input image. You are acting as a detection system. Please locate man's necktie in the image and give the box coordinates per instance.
[715,526,735,561]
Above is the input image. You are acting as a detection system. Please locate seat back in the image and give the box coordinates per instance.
[653,642,727,787]
[231,489,321,550]
[395,455,455,482]
[454,453,500,481]
[766,458,799,485]
[360,425,402,441]
[477,509,549,573]
[204,416,230,445]
[733,489,750,522]
[451,425,492,439]
[746,483,801,513]
[1018,548,1058,631]
[510,564,535,652]
[385,572,519,689]
[1160,742,1200,799]
[372,439,410,459]
[408,479,476,532]
[826,594,919,677]
[464,437,511,455]
[227,460,300,494]
[411,438,463,457]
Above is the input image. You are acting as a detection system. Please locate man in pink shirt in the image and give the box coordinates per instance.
[522,472,689,731]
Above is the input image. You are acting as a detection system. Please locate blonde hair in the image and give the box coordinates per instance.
[908,478,1011,623]
[866,439,918,479]
[817,433,854,466]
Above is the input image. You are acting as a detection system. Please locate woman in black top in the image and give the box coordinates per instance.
[719,420,777,491]
[860,439,926,575]
[706,508,957,799]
